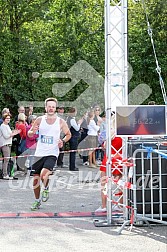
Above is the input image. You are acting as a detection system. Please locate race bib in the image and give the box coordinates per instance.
[41,135,53,144]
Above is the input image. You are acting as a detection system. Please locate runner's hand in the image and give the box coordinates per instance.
[58,139,64,148]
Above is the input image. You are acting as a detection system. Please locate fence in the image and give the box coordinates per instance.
[118,139,167,233]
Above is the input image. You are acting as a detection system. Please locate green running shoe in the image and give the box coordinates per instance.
[31,201,41,211]
[42,189,49,202]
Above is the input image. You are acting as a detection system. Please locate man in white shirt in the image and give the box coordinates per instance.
[28,97,71,210]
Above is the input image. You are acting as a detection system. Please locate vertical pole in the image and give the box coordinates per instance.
[122,0,129,221]
[105,0,112,224]
[104,0,128,224]
[123,0,128,106]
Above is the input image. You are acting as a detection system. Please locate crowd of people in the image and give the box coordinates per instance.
[0,98,123,211]
[0,102,106,176]
[0,105,35,179]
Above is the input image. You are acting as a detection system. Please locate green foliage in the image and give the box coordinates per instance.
[0,0,166,119]
[128,0,167,104]
[0,0,104,116]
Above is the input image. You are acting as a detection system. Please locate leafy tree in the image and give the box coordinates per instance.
[128,0,167,104]
[0,0,166,117]
[0,0,105,115]
[0,0,53,113]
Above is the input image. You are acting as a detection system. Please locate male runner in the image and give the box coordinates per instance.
[28,97,71,210]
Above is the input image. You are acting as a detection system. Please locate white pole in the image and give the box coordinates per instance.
[105,0,112,224]
[124,0,128,106]
[104,0,128,224]
[123,0,129,221]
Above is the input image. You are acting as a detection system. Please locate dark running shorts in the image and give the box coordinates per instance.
[32,155,57,175]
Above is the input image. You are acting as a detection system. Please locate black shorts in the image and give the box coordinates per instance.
[32,155,57,175]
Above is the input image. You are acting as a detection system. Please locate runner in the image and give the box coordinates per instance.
[28,97,71,210]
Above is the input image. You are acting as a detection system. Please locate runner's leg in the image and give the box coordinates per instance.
[33,174,41,199]
[40,168,53,188]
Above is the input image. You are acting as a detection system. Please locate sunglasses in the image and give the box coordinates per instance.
[95,109,100,111]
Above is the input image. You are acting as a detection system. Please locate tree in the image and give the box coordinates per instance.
[0,0,105,115]
[128,0,167,104]
[0,0,166,116]
[0,0,52,113]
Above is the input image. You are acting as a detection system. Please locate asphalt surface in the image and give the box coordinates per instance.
[0,154,167,252]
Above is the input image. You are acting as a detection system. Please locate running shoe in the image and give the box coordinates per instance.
[41,189,49,202]
[96,160,102,166]
[112,205,123,212]
[31,201,41,211]
[95,206,107,212]
[3,175,13,180]
[89,164,97,168]
[83,161,89,166]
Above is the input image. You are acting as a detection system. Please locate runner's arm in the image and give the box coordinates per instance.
[60,119,71,143]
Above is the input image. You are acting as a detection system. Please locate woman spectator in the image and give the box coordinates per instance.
[93,105,103,165]
[87,110,100,168]
[93,105,103,125]
[25,105,34,124]
[15,113,27,171]
[99,112,106,161]
[25,115,39,175]
[0,108,10,125]
[0,113,20,179]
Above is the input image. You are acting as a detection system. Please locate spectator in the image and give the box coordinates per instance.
[100,112,106,133]
[15,113,27,171]
[99,112,106,160]
[57,106,65,119]
[0,108,10,125]
[87,110,100,168]
[79,111,89,165]
[93,105,102,165]
[25,115,39,175]
[25,105,34,124]
[57,106,67,168]
[14,106,25,124]
[0,113,20,179]
[0,108,11,164]
[93,105,103,125]
[28,105,34,115]
[67,107,83,171]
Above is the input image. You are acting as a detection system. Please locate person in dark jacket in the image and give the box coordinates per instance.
[79,111,89,165]
[67,107,83,171]
[57,106,67,168]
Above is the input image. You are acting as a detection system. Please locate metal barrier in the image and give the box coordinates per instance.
[132,147,167,222]
[118,140,167,233]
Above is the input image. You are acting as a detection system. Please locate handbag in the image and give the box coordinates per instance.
[12,133,21,146]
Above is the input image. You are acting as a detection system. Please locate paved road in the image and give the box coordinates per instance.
[0,218,166,252]
[0,154,167,252]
